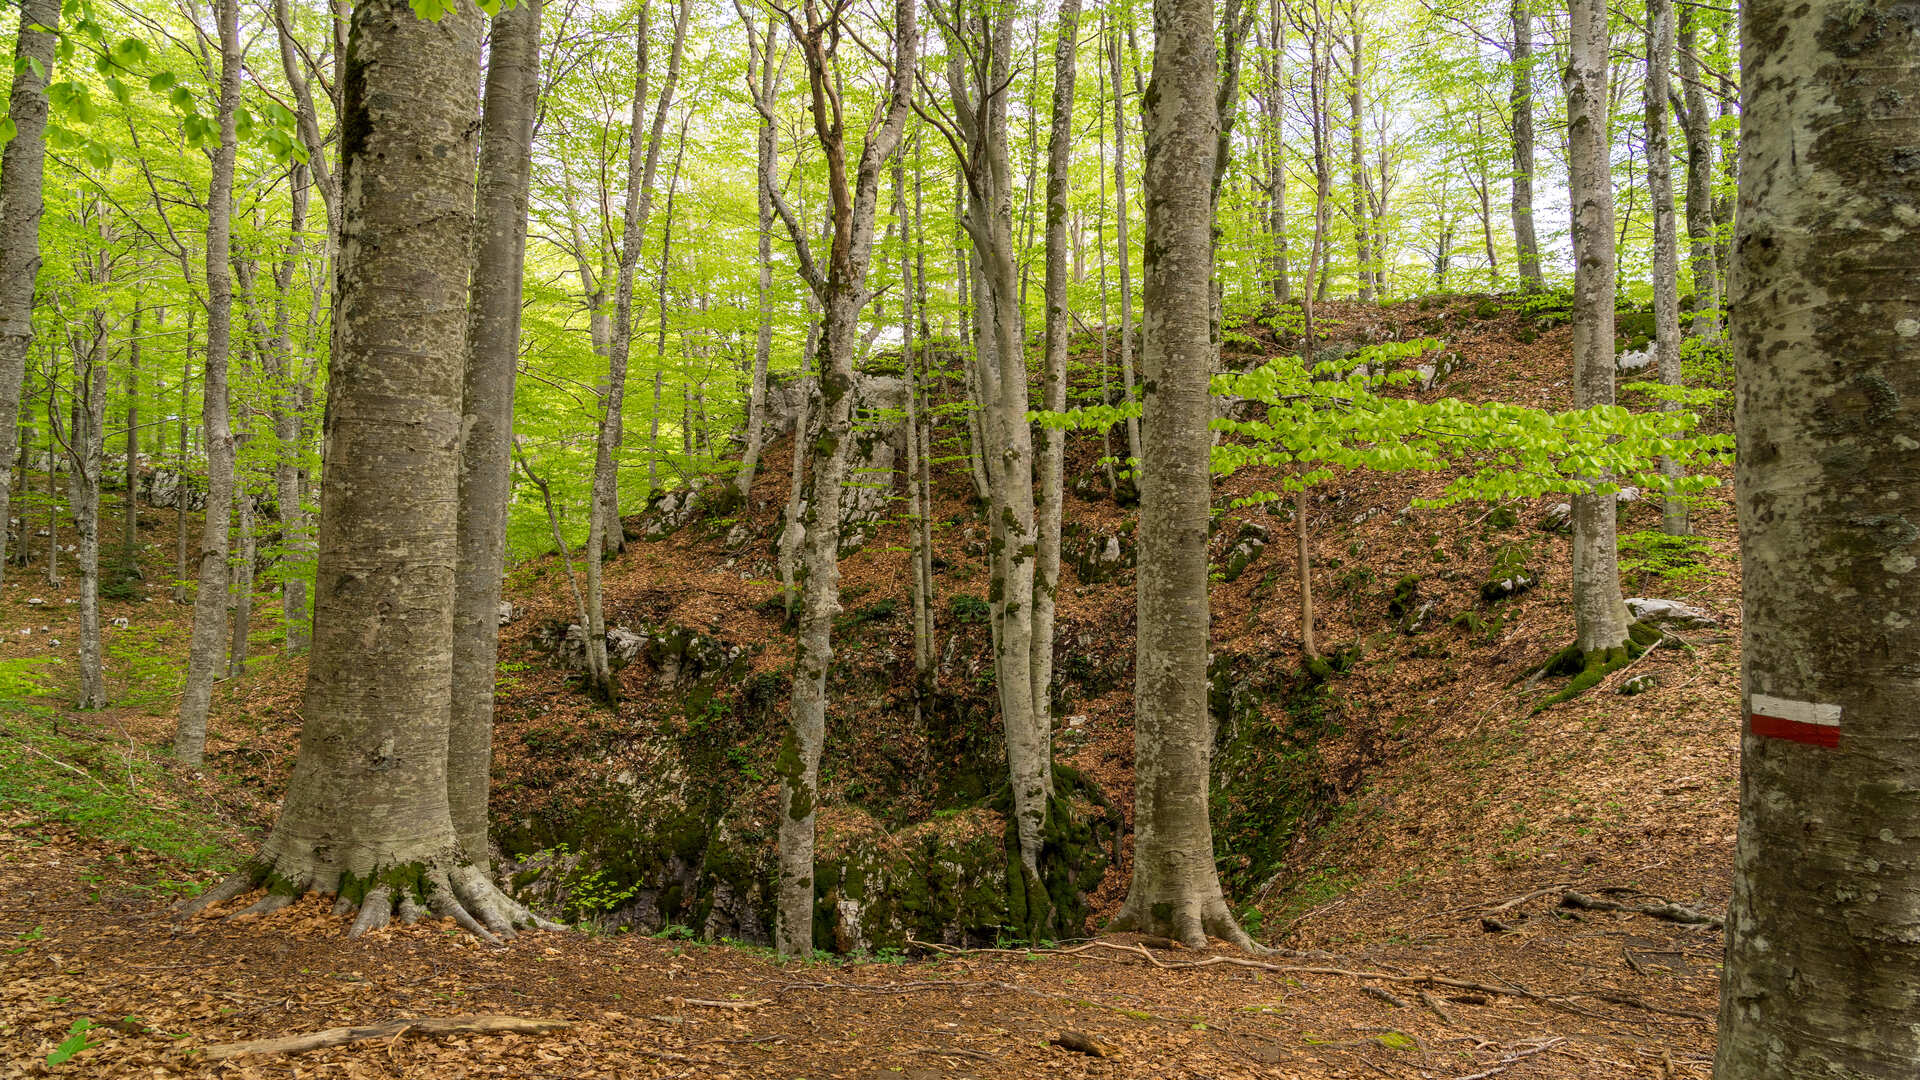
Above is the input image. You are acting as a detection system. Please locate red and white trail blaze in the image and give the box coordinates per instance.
[1747,693,1842,749]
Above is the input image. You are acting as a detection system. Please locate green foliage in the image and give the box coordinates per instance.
[1618,530,1721,589]
[946,593,990,624]
[516,844,640,923]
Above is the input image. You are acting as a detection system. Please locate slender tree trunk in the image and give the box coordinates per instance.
[122,307,141,574]
[1033,0,1082,866]
[946,6,1050,918]
[69,295,108,710]
[272,168,313,654]
[1645,0,1686,536]
[1110,0,1256,952]
[1675,6,1717,336]
[766,0,917,956]
[174,312,193,604]
[228,476,253,677]
[1348,18,1371,303]
[1565,0,1630,658]
[1717,0,1920,1069]
[182,0,544,941]
[1509,0,1542,288]
[175,0,245,767]
[1264,0,1290,302]
[1095,57,1117,489]
[451,0,542,866]
[732,8,780,503]
[0,0,60,585]
[1108,20,1142,471]
[42,400,56,587]
[897,160,932,682]
[584,0,691,704]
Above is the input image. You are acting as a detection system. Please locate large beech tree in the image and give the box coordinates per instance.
[1716,0,1920,1071]
[1109,0,1257,952]
[181,0,545,938]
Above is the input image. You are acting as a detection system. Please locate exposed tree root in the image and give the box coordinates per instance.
[1108,891,1270,953]
[177,857,562,942]
[1531,622,1665,712]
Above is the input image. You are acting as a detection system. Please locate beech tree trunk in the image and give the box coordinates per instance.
[1675,6,1717,337]
[1263,0,1289,302]
[1564,0,1630,658]
[1716,0,1920,1070]
[766,0,917,957]
[1107,20,1142,471]
[1032,0,1081,889]
[271,167,313,654]
[1347,21,1371,302]
[943,4,1051,919]
[583,0,690,703]
[732,7,780,503]
[1509,0,1541,289]
[175,0,245,767]
[1109,0,1256,953]
[0,0,58,585]
[182,0,543,940]
[68,277,109,710]
[1644,0,1686,537]
[451,0,542,866]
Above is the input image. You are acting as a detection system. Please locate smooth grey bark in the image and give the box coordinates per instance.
[1716,0,1920,1069]
[270,168,313,654]
[65,268,109,710]
[1109,0,1255,952]
[0,0,60,585]
[173,311,193,603]
[1644,0,1685,537]
[181,0,546,941]
[1106,18,1141,471]
[1347,20,1370,302]
[764,0,916,956]
[1564,0,1630,657]
[896,160,933,680]
[122,306,140,572]
[228,471,253,677]
[1033,0,1080,884]
[732,6,781,502]
[1094,54,1117,489]
[452,0,542,867]
[584,0,691,703]
[1674,6,1716,337]
[936,2,1051,907]
[175,0,244,768]
[1262,0,1289,302]
[1509,0,1541,289]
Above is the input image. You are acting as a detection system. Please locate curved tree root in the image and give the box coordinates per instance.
[177,858,562,942]
[1109,892,1271,954]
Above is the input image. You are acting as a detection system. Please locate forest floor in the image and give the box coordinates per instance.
[0,296,1738,1077]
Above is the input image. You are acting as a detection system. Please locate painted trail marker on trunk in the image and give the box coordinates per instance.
[1747,693,1841,748]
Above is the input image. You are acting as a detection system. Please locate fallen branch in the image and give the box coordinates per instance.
[1561,890,1721,928]
[1419,990,1458,1026]
[666,996,770,1011]
[202,1014,571,1060]
[1452,1037,1566,1080]
[1051,1030,1120,1058]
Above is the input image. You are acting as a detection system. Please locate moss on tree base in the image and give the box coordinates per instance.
[1534,622,1664,712]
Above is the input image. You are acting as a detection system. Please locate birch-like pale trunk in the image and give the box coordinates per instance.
[0,0,59,585]
[1110,0,1256,952]
[732,8,781,502]
[270,167,313,654]
[1717,0,1920,1068]
[1347,20,1371,302]
[175,0,244,767]
[67,287,109,710]
[1263,0,1289,302]
[451,0,542,866]
[1564,0,1630,658]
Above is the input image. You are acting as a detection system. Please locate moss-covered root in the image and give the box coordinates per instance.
[1535,623,1663,712]
[176,858,562,942]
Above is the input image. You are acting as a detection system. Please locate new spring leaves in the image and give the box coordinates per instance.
[1037,337,1732,505]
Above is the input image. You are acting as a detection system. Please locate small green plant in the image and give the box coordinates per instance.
[946,593,990,624]
[47,1018,97,1066]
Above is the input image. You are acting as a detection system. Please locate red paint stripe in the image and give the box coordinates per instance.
[1750,712,1841,748]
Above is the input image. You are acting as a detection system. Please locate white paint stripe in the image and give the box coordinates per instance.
[1750,693,1842,727]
